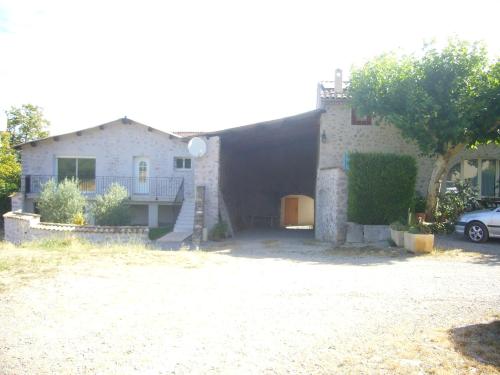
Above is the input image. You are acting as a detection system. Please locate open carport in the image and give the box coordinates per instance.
[213,110,322,235]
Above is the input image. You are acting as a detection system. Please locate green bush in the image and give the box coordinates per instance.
[38,179,86,223]
[432,181,480,233]
[148,225,173,240]
[209,221,228,241]
[92,183,131,226]
[412,194,427,213]
[347,152,417,225]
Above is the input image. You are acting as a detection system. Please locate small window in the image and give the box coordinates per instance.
[351,108,372,125]
[174,157,192,170]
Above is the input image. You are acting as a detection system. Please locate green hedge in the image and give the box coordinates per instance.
[347,152,417,224]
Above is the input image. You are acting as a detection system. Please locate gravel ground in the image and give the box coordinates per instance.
[1,232,499,374]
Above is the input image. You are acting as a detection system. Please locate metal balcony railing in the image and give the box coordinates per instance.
[21,175,184,202]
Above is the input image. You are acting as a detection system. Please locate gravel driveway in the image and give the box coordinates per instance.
[1,232,499,374]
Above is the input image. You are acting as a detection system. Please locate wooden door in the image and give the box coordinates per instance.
[284,197,299,226]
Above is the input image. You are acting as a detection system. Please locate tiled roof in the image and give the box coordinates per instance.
[172,131,205,138]
[318,81,349,100]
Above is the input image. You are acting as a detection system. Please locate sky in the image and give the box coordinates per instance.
[0,0,499,136]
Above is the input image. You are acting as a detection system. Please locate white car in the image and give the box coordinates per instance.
[455,207,500,242]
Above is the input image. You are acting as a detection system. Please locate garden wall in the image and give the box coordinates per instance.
[3,211,149,245]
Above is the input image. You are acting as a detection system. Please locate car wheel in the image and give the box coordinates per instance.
[466,221,489,243]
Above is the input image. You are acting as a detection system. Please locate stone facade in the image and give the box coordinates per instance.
[9,192,24,212]
[315,98,500,244]
[17,119,193,227]
[318,100,435,195]
[20,120,193,195]
[3,211,149,245]
[314,167,348,244]
[193,136,220,232]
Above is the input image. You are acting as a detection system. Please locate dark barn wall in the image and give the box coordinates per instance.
[219,113,320,230]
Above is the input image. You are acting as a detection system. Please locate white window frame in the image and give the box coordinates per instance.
[174,157,192,171]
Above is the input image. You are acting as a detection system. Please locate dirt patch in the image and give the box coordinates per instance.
[0,236,499,374]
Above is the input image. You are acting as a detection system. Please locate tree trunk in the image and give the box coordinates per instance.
[425,144,465,220]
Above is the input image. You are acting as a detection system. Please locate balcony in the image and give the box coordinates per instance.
[21,175,184,202]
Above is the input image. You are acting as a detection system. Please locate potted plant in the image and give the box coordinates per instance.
[404,222,434,253]
[389,221,407,247]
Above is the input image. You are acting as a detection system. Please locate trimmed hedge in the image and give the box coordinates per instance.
[347,152,417,225]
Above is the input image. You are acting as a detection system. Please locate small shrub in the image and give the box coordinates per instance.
[408,222,432,234]
[432,181,480,233]
[209,221,228,241]
[390,221,408,231]
[92,183,130,226]
[37,179,86,223]
[73,212,86,225]
[149,225,173,240]
[348,152,417,224]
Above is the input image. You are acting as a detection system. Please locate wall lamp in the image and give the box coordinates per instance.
[321,130,327,143]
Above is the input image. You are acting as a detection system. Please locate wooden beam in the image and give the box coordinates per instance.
[76,131,82,136]
[99,125,105,130]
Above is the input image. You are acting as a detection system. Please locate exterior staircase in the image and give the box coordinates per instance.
[156,198,195,244]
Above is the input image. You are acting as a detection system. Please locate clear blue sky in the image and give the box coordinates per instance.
[0,0,498,135]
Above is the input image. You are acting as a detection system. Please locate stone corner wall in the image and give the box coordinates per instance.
[315,167,348,245]
[3,211,150,245]
[193,136,220,232]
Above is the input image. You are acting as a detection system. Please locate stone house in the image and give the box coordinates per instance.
[10,70,500,244]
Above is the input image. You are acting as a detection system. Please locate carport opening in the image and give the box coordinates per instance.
[280,194,314,229]
[218,110,321,235]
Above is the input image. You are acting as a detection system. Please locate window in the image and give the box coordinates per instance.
[351,108,372,125]
[57,158,96,191]
[481,159,497,197]
[446,159,500,198]
[463,159,478,187]
[445,163,461,189]
[138,161,148,182]
[174,157,192,170]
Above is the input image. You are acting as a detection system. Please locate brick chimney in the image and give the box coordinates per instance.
[334,68,343,95]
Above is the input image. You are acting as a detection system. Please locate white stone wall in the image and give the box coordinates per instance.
[19,121,195,199]
[315,168,348,244]
[3,211,149,245]
[193,136,220,231]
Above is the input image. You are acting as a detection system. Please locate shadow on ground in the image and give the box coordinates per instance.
[204,228,416,266]
[449,320,500,369]
[435,234,500,266]
[203,230,500,266]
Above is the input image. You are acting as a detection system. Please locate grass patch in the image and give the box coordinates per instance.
[0,236,215,293]
[149,225,173,240]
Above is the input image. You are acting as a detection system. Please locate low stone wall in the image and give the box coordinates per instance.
[3,211,149,245]
[345,222,390,244]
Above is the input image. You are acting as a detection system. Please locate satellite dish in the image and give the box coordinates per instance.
[188,137,207,158]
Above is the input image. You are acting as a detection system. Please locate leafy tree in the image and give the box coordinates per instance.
[349,39,500,217]
[0,132,21,215]
[37,179,86,223]
[6,104,50,146]
[92,183,131,226]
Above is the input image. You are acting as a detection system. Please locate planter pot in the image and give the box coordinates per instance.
[390,228,405,247]
[404,232,434,253]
